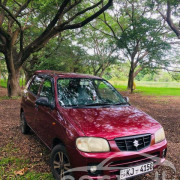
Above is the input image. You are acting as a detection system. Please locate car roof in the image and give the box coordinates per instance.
[34,70,102,79]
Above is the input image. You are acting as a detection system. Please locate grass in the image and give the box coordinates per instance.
[0,79,25,100]
[0,79,7,88]
[114,85,180,96]
[135,86,180,96]
[0,96,21,100]
[0,79,25,88]
[110,81,180,96]
[0,157,53,180]
[0,142,53,180]
[110,80,180,88]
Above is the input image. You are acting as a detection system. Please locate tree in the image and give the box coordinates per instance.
[77,27,119,77]
[150,0,180,39]
[91,0,170,92]
[117,17,170,91]
[23,37,89,81]
[0,0,112,97]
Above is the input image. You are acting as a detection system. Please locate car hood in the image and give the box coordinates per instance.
[63,105,161,140]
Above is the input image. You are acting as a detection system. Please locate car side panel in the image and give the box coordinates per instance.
[23,92,38,130]
[35,106,59,148]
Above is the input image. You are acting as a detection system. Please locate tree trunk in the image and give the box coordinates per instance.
[24,70,33,85]
[99,65,108,77]
[99,69,105,77]
[127,68,134,93]
[7,70,21,97]
[5,50,21,97]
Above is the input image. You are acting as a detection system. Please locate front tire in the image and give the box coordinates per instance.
[20,111,30,134]
[50,144,72,180]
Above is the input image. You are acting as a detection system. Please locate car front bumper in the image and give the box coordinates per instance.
[67,139,167,180]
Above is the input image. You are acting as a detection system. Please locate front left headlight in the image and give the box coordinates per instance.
[155,127,165,144]
[76,137,110,152]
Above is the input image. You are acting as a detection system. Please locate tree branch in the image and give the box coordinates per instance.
[63,0,82,14]
[13,0,21,6]
[59,0,103,29]
[166,0,180,39]
[60,0,113,30]
[0,32,6,44]
[15,0,32,18]
[131,40,139,61]
[20,0,71,65]
[148,66,180,73]
[116,17,125,33]
[0,2,24,51]
[20,0,112,66]
[101,12,118,39]
[166,69,180,73]
[0,44,5,53]
[89,23,114,38]
[157,1,180,39]
[134,51,148,67]
[0,27,10,41]
[40,0,70,38]
[0,8,5,26]
[133,66,143,78]
[0,0,7,25]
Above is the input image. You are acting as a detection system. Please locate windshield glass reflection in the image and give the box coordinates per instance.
[57,78,127,107]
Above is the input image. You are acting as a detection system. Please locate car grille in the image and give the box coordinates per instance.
[115,134,151,151]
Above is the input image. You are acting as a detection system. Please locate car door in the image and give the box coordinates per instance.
[24,75,43,130]
[35,77,57,147]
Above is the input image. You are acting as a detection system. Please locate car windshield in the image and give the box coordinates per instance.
[57,78,127,107]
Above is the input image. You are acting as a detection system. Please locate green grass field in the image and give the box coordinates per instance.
[114,85,180,96]
[110,81,180,96]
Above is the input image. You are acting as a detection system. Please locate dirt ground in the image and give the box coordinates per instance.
[0,87,179,179]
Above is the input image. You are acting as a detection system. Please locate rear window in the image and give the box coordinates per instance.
[29,76,43,95]
[40,79,54,104]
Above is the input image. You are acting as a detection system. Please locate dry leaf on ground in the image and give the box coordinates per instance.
[14,167,28,176]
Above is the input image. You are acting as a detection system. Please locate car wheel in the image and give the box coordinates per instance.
[51,144,72,180]
[20,111,30,134]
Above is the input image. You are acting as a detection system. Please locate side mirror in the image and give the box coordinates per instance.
[36,97,55,109]
[124,96,129,103]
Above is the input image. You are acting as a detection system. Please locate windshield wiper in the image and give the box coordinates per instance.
[85,101,129,107]
[64,104,86,108]
[85,103,112,106]
[114,102,128,105]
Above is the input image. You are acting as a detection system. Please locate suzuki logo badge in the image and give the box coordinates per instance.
[133,140,139,147]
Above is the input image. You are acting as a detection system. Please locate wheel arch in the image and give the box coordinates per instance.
[20,108,24,116]
[52,138,65,149]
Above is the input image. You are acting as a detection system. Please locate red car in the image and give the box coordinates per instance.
[20,70,167,180]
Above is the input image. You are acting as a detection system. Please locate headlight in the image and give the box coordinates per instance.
[76,137,110,152]
[155,128,165,144]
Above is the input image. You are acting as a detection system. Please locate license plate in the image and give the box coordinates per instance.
[120,162,153,179]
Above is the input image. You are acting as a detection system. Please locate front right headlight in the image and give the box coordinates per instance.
[76,137,110,152]
[155,128,165,144]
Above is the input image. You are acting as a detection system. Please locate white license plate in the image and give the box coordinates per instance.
[120,162,153,179]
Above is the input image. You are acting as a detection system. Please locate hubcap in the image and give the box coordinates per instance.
[53,151,71,179]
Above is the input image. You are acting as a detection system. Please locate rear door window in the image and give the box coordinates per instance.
[28,76,43,95]
[40,79,54,104]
